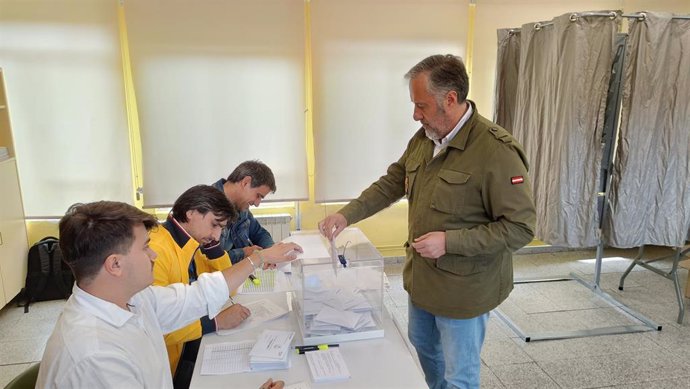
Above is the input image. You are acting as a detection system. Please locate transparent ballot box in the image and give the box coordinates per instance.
[288,228,384,344]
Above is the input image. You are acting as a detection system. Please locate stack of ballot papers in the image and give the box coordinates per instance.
[200,330,295,375]
[200,340,254,375]
[302,288,376,336]
[305,348,351,383]
[249,329,295,371]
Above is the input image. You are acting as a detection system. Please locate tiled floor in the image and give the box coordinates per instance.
[382,246,690,389]
[0,298,64,387]
[2,246,689,388]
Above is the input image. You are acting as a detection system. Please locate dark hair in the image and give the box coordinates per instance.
[171,185,237,223]
[59,201,158,283]
[226,160,276,193]
[404,54,469,104]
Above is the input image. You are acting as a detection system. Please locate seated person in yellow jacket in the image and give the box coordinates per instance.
[150,185,281,388]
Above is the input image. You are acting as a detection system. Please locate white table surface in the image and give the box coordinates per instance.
[190,292,426,389]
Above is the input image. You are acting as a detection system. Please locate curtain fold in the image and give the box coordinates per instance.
[605,12,690,248]
[493,28,521,133]
[512,12,620,247]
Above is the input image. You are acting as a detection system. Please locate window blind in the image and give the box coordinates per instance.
[311,0,468,202]
[0,0,133,217]
[125,0,308,207]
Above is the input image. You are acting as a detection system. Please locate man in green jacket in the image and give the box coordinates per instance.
[319,54,536,389]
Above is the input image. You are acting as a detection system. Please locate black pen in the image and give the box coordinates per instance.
[295,344,339,354]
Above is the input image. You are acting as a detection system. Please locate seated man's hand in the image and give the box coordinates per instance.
[215,303,250,330]
[243,245,263,258]
[259,378,284,389]
[259,242,303,264]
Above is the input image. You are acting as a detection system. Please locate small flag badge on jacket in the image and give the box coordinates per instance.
[511,176,524,185]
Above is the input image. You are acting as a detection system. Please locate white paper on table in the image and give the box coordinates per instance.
[250,348,291,369]
[249,329,295,359]
[200,340,253,375]
[238,270,293,294]
[216,299,289,336]
[238,269,276,294]
[305,348,351,383]
[250,357,292,371]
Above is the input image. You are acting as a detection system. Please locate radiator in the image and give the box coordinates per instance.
[254,213,292,242]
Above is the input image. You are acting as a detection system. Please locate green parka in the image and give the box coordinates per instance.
[339,102,536,318]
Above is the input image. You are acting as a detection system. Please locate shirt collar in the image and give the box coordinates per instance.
[212,178,226,192]
[429,102,473,147]
[71,283,133,327]
[163,214,196,250]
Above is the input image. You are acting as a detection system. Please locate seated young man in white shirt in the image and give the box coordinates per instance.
[36,200,301,389]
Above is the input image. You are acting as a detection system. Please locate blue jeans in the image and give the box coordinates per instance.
[408,298,489,389]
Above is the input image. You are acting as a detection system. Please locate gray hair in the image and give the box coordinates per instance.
[405,54,469,105]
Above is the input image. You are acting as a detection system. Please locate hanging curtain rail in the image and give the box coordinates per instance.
[531,11,690,30]
[621,12,690,20]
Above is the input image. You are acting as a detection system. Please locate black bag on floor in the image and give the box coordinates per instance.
[20,236,74,313]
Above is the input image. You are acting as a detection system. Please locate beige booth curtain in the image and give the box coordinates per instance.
[493,28,521,133]
[512,12,620,247]
[605,12,690,248]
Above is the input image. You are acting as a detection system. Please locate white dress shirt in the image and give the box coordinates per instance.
[36,272,229,389]
[430,102,473,157]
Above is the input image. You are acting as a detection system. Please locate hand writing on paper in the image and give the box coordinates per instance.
[215,303,250,330]
[259,378,285,389]
[411,231,446,259]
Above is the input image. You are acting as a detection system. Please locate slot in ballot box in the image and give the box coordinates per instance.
[288,228,385,344]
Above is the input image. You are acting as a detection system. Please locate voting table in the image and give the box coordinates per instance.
[190,229,426,388]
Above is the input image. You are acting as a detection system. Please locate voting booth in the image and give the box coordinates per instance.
[289,228,385,344]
